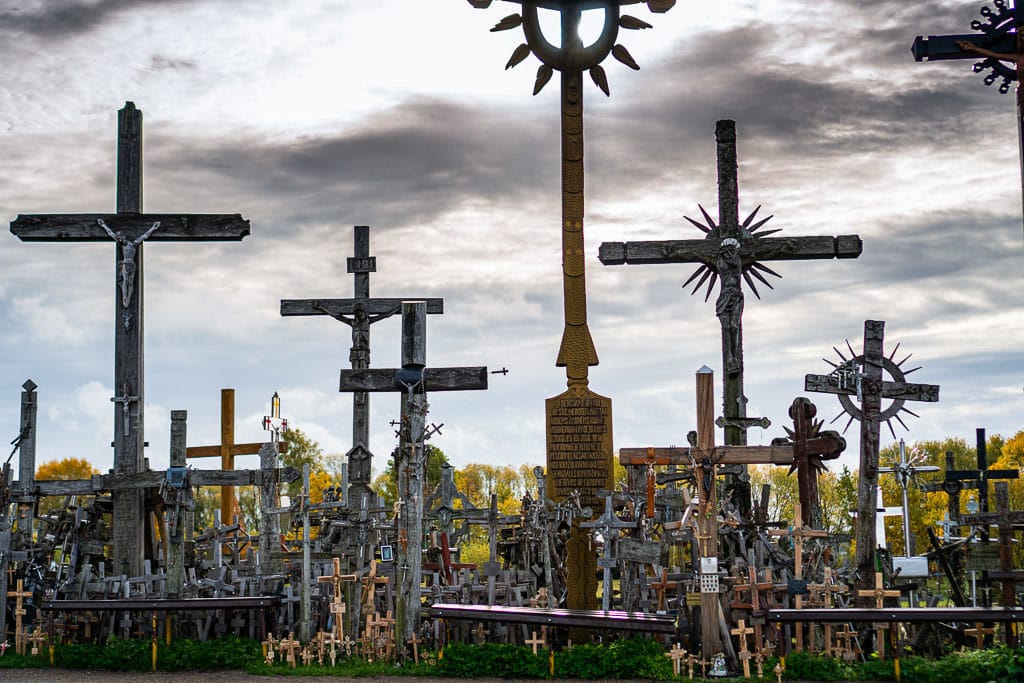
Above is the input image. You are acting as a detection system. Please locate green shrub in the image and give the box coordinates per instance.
[436,642,549,678]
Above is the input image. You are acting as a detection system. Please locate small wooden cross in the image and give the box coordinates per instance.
[328,634,339,666]
[648,568,678,611]
[664,643,686,676]
[361,560,389,614]
[262,632,277,665]
[774,662,783,683]
[965,622,996,650]
[301,646,314,666]
[685,651,697,679]
[753,649,766,678]
[836,626,859,662]
[279,632,300,668]
[525,630,545,655]
[7,579,32,655]
[856,572,900,658]
[730,619,755,678]
[473,622,490,645]
[407,631,422,664]
[28,626,46,656]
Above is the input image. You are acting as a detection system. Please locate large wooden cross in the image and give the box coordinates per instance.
[912,3,1024,233]
[599,119,862,449]
[619,368,841,659]
[281,225,443,505]
[9,102,250,577]
[186,388,286,526]
[804,319,939,598]
[339,301,487,648]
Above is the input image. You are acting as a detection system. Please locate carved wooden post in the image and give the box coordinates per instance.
[258,442,282,576]
[166,410,188,597]
[695,366,721,657]
[15,380,38,536]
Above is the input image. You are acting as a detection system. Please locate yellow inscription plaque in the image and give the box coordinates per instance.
[545,388,613,510]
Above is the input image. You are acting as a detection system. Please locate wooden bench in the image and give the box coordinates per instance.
[428,603,676,634]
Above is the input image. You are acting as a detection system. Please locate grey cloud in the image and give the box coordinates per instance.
[145,97,557,232]
[1,0,204,38]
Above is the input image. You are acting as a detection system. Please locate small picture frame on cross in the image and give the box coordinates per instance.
[379,545,394,562]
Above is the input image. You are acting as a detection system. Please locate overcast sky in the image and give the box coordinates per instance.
[0,0,1020,482]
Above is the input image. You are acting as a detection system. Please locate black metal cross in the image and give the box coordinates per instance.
[912,1,1024,233]
[947,428,1019,542]
[9,102,250,577]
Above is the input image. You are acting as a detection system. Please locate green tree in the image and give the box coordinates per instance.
[371,444,449,507]
[281,427,324,500]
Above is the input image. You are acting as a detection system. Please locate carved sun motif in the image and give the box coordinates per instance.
[824,340,923,437]
[681,205,782,301]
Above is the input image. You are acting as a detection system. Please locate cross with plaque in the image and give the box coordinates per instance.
[339,301,487,648]
[281,225,443,505]
[9,102,250,576]
[804,320,939,599]
[468,0,677,614]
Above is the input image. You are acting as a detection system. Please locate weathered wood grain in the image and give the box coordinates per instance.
[340,367,488,392]
[11,214,250,241]
[804,375,940,402]
[280,298,443,316]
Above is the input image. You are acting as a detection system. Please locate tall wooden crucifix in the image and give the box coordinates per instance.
[804,320,939,599]
[339,301,487,650]
[599,120,862,454]
[281,225,442,506]
[9,102,250,577]
[912,1,1024,233]
[469,0,676,614]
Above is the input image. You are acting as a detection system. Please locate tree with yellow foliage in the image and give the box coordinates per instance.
[35,457,100,516]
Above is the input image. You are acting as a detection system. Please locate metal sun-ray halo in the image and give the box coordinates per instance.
[680,204,783,302]
[821,339,924,438]
[469,1,676,96]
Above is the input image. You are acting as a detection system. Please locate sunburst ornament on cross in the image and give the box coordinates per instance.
[469,1,674,96]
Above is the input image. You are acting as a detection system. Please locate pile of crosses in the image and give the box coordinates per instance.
[5,0,1024,672]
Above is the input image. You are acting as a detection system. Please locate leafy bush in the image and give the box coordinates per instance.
[783,651,859,681]
[436,642,549,678]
